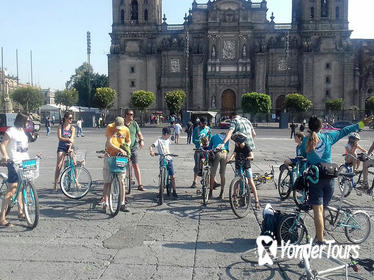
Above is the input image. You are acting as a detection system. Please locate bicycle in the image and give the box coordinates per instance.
[59,149,92,199]
[252,166,275,188]
[194,148,212,205]
[154,153,178,205]
[277,156,307,200]
[0,158,40,229]
[227,161,253,218]
[337,153,374,198]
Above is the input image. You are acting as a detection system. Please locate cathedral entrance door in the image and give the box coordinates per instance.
[221,89,236,115]
[275,95,286,116]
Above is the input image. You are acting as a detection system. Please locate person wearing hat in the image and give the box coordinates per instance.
[101,116,131,213]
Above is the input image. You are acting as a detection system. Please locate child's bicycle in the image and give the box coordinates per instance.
[0,157,40,229]
[59,149,92,199]
[252,166,275,188]
[337,153,374,198]
[194,148,212,205]
[154,153,178,205]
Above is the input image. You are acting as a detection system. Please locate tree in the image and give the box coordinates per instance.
[366,96,374,114]
[66,63,109,107]
[94,87,116,123]
[325,98,344,113]
[130,90,155,125]
[55,89,79,109]
[165,90,186,115]
[241,92,271,120]
[11,86,43,113]
[285,93,313,113]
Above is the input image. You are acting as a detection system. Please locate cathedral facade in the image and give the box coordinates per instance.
[108,0,373,116]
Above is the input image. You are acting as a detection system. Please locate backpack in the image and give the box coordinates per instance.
[261,204,282,242]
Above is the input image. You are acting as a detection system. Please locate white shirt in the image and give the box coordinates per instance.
[77,120,83,128]
[5,127,30,164]
[153,138,172,161]
[174,123,182,134]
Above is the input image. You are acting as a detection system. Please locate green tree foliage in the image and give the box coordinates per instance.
[241,92,271,115]
[165,90,186,115]
[94,87,116,110]
[130,90,155,110]
[366,96,374,114]
[285,93,313,112]
[325,98,344,113]
[11,86,43,113]
[55,89,79,109]
[66,63,109,107]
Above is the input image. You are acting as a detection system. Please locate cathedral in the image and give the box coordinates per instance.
[108,0,374,116]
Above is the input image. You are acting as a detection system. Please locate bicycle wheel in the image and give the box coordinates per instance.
[345,210,371,244]
[60,166,92,199]
[229,177,252,218]
[293,188,309,208]
[22,182,39,229]
[277,214,306,245]
[278,168,291,200]
[252,173,262,188]
[126,164,131,195]
[158,167,166,205]
[323,207,337,232]
[0,181,11,215]
[202,168,210,205]
[109,175,122,217]
[337,164,352,197]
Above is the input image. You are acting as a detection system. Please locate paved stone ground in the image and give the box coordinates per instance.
[0,127,373,280]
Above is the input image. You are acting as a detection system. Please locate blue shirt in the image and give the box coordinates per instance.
[300,123,360,164]
[208,134,229,151]
[192,126,212,148]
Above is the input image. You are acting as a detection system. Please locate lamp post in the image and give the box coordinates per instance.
[87,31,91,109]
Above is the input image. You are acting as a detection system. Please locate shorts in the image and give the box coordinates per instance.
[130,146,138,164]
[193,150,201,174]
[236,167,253,178]
[308,178,335,206]
[163,160,175,177]
[7,164,19,184]
[103,157,125,184]
[210,150,228,176]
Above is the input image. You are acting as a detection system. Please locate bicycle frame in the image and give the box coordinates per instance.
[159,155,170,187]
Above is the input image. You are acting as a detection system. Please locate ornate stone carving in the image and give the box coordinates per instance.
[223,40,236,60]
[278,58,287,71]
[170,59,180,73]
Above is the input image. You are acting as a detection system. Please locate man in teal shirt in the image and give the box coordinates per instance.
[191,117,212,188]
[124,109,145,191]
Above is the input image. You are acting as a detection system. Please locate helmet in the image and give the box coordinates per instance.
[231,132,248,144]
[348,132,360,141]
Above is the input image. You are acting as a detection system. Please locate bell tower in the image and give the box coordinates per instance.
[112,0,162,25]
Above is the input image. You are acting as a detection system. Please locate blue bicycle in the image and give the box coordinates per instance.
[155,153,178,205]
[278,156,307,200]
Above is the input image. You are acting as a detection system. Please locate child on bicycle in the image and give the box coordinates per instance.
[149,127,178,199]
[227,132,260,210]
[283,132,304,168]
[345,132,367,172]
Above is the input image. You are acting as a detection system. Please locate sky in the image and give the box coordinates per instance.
[0,0,373,90]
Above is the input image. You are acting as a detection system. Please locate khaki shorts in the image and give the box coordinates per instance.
[103,157,125,184]
[210,150,228,176]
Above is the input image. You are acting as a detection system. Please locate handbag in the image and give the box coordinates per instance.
[318,162,339,179]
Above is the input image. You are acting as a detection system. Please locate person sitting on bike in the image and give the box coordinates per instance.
[283,132,304,168]
[102,117,131,212]
[299,115,374,245]
[0,113,30,227]
[227,132,260,210]
[54,112,76,191]
[208,132,229,200]
[149,127,178,199]
[362,140,374,190]
[191,117,212,188]
[344,132,367,172]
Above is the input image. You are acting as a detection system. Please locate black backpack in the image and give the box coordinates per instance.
[261,210,282,242]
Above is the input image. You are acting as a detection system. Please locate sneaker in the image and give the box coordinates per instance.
[102,202,109,214]
[213,182,221,190]
[190,182,197,188]
[120,204,130,212]
[172,191,178,199]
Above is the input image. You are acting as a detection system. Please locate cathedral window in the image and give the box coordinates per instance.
[336,7,340,19]
[121,9,125,24]
[130,66,135,73]
[325,89,330,97]
[130,81,136,87]
[321,0,329,18]
[326,76,331,84]
[144,9,148,21]
[131,0,139,21]
[326,63,331,69]
[310,7,314,19]
[120,0,124,5]
[144,0,148,5]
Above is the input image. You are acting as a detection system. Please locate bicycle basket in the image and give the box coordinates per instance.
[75,151,87,166]
[20,158,39,180]
[108,157,128,173]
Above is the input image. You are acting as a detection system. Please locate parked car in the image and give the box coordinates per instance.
[219,118,231,129]
[321,122,339,133]
[332,121,352,129]
[0,113,40,142]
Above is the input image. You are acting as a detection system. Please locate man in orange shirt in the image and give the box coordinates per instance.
[102,116,131,213]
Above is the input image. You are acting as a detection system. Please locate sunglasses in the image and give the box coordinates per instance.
[68,117,73,120]
[127,113,134,116]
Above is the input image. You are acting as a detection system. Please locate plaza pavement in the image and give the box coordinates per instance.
[0,126,373,280]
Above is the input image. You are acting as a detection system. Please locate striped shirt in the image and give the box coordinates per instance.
[229,116,256,149]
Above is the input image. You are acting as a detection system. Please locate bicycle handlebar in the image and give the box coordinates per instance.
[154,153,178,157]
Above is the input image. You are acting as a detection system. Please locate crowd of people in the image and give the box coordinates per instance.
[1,109,373,249]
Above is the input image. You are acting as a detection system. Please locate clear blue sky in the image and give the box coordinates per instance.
[0,0,373,90]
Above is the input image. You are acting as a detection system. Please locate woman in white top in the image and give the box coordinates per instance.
[0,113,30,227]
